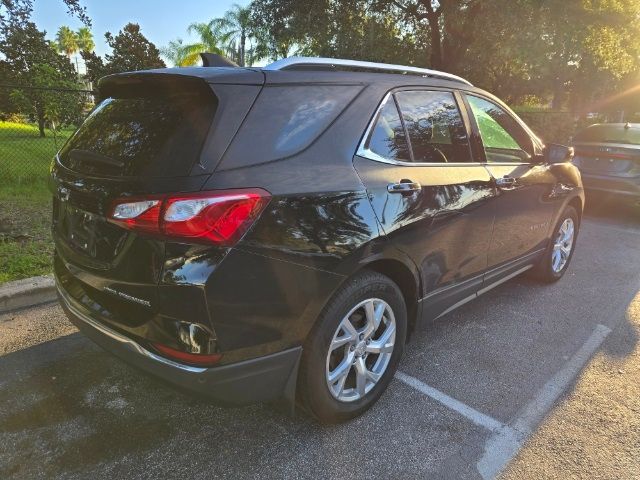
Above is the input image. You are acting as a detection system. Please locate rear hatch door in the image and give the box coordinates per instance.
[51,71,263,321]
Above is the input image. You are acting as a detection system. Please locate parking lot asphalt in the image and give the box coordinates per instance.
[1,203,638,479]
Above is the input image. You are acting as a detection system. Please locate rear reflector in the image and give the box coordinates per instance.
[108,189,270,246]
[152,343,222,367]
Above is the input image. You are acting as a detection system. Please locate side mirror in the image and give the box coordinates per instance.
[544,143,574,164]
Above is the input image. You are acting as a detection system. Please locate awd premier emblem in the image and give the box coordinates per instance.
[104,287,152,307]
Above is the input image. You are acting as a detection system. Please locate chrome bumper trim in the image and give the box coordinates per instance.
[56,282,207,373]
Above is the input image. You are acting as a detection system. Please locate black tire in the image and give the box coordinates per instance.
[298,270,407,424]
[530,205,580,283]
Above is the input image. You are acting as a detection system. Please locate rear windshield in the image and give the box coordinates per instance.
[59,92,217,177]
[573,124,640,145]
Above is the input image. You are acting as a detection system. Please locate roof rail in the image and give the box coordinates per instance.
[263,57,472,86]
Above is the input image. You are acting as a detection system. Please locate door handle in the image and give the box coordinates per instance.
[387,180,421,194]
[495,176,517,190]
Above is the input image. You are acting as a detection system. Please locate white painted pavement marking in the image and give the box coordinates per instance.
[476,323,612,479]
[394,371,505,433]
[395,323,612,479]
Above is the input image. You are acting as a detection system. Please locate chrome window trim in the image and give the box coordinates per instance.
[356,90,508,167]
[264,57,473,86]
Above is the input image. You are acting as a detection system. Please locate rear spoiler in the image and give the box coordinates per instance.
[97,68,263,100]
[96,73,215,101]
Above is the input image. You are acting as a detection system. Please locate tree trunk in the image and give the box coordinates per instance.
[240,31,246,67]
[37,111,46,138]
[426,11,443,69]
[551,77,565,110]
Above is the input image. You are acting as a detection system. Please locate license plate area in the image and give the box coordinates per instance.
[65,204,100,255]
[56,196,126,262]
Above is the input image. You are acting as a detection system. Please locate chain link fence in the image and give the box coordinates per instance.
[0,85,94,188]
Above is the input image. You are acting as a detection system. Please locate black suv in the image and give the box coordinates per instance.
[52,57,584,423]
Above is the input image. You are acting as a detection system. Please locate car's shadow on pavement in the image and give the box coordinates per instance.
[2,328,488,479]
[0,332,304,477]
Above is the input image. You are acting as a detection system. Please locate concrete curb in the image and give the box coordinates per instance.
[0,275,57,314]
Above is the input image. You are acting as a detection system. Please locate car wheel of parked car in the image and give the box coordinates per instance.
[531,205,579,283]
[298,270,407,423]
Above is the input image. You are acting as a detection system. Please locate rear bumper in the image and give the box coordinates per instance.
[57,282,301,405]
[580,172,640,199]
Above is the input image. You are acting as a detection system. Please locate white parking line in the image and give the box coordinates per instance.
[396,323,612,479]
[394,371,505,432]
[477,323,611,479]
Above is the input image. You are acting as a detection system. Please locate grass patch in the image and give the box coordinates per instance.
[0,121,74,283]
[0,121,73,194]
[0,195,53,283]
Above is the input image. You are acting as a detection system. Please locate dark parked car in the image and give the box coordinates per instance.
[571,123,640,204]
[51,57,584,423]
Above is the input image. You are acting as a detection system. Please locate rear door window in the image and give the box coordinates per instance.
[466,95,532,163]
[364,98,411,161]
[59,93,217,177]
[395,90,472,163]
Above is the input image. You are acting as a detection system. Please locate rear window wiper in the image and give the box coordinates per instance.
[69,149,125,168]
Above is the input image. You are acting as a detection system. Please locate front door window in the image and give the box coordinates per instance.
[466,95,532,163]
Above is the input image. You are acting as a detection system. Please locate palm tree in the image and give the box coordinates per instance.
[212,4,252,66]
[55,25,78,59]
[76,27,95,52]
[162,22,229,67]
[161,39,188,67]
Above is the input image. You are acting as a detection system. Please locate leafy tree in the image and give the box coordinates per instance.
[250,0,640,114]
[10,63,84,131]
[212,3,255,66]
[248,0,296,60]
[104,23,165,72]
[0,21,82,136]
[373,0,449,69]
[76,26,94,52]
[79,49,107,84]
[250,0,424,65]
[83,23,165,82]
[55,25,78,58]
[160,38,191,67]
[162,21,229,67]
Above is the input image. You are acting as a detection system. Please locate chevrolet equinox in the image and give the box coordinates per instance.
[52,56,584,423]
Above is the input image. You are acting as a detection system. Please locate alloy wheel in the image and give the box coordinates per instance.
[325,298,396,402]
[552,217,575,273]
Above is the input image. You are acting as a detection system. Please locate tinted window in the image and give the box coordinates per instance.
[395,91,471,163]
[573,124,640,145]
[466,95,532,162]
[59,94,216,177]
[365,98,410,161]
[221,85,362,169]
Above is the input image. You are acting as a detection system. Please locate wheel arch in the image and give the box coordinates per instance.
[568,196,583,220]
[358,257,421,337]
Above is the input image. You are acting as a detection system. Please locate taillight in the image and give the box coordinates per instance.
[108,189,270,246]
[110,198,162,234]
